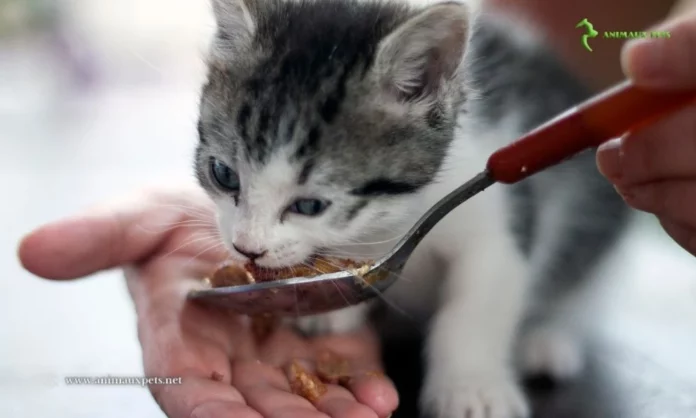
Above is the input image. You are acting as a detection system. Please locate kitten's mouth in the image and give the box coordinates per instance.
[246,255,367,281]
[205,255,371,288]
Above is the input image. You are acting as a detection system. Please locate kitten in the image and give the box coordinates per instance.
[194,0,630,417]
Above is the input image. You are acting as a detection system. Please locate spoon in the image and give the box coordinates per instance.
[189,80,696,317]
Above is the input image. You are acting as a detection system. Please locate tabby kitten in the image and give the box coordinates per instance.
[194,0,629,417]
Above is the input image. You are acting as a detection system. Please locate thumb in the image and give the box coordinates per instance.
[18,185,212,280]
[621,11,696,88]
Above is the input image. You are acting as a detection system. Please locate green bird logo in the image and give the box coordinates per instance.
[576,18,599,52]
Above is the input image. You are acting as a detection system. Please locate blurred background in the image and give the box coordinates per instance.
[1,1,213,417]
[1,1,696,417]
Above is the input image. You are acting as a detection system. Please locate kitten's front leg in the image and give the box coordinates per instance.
[421,237,530,418]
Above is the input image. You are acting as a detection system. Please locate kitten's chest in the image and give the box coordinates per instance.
[379,237,448,322]
[374,139,519,318]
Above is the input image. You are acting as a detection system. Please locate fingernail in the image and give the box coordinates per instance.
[621,185,651,206]
[617,185,655,213]
[622,37,665,84]
[614,184,624,195]
[597,137,624,181]
[614,185,632,200]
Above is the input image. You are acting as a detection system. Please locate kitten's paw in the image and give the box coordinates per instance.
[294,305,367,336]
[421,369,529,418]
[519,327,584,381]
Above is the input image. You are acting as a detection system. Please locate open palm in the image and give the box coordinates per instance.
[18,185,398,418]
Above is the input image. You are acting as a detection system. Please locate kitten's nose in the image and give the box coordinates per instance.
[233,244,267,260]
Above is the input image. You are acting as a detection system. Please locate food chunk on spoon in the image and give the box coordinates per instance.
[192,254,387,317]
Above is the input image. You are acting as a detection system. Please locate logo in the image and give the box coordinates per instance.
[576,18,598,52]
[575,18,671,53]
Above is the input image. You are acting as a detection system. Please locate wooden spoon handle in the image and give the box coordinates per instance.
[486,80,696,184]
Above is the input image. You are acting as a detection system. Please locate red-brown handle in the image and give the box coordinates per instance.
[486,80,696,184]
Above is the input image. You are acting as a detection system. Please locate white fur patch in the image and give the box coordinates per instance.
[519,326,584,380]
[421,369,530,418]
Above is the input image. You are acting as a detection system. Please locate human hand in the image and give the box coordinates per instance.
[17,185,398,418]
[597,11,696,256]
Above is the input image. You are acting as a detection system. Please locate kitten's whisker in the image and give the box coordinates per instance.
[314,244,391,253]
[317,254,416,286]
[302,226,412,249]
[159,233,222,260]
[150,201,214,212]
[299,261,332,305]
[128,48,164,76]
[312,245,393,258]
[299,261,352,309]
[294,283,301,319]
[331,232,409,247]
[307,226,409,243]
[166,219,217,227]
[135,220,218,235]
[330,279,353,310]
[180,241,227,270]
[308,258,417,324]
[313,250,389,258]
[300,259,335,276]
[355,274,400,304]
[353,272,420,327]
[309,241,394,256]
[149,203,216,219]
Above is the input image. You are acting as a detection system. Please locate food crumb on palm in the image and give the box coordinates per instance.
[288,360,327,402]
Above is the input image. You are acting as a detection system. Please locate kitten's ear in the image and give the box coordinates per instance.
[374,2,473,101]
[210,0,259,53]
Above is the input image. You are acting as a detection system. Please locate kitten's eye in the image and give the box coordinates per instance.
[210,158,240,192]
[287,199,331,217]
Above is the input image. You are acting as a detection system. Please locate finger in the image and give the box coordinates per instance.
[621,10,696,88]
[255,326,397,417]
[316,394,379,418]
[316,328,399,417]
[17,184,220,280]
[596,138,623,182]
[231,361,329,418]
[190,401,262,418]
[287,358,384,418]
[150,377,259,418]
[660,217,696,257]
[340,372,397,418]
[618,180,696,227]
[596,106,696,186]
[236,359,381,418]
